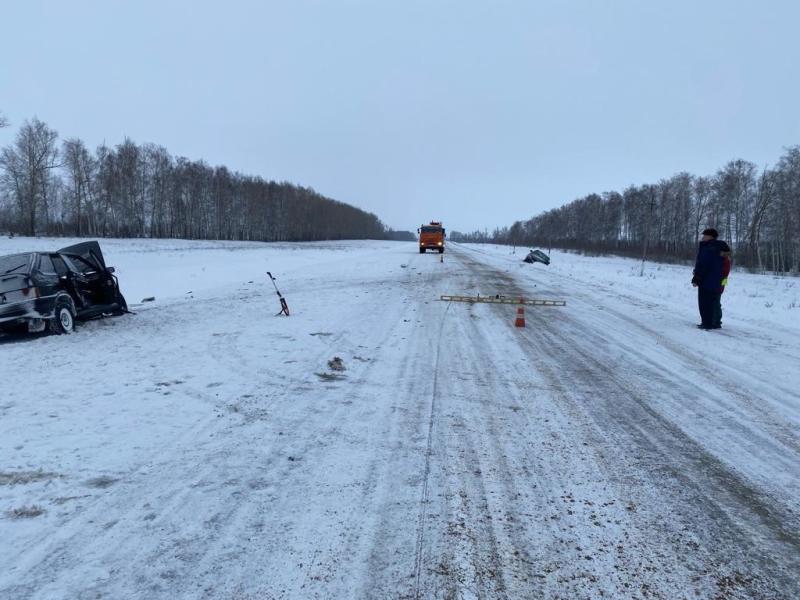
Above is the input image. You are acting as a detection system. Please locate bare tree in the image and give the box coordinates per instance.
[0,115,387,242]
[639,185,656,275]
[0,118,60,235]
[62,138,96,236]
[744,168,774,272]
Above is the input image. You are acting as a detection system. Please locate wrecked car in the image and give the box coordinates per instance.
[524,249,551,265]
[0,241,128,335]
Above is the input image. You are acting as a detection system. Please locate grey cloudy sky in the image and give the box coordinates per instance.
[2,0,799,233]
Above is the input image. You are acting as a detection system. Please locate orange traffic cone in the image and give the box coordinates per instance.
[514,306,525,327]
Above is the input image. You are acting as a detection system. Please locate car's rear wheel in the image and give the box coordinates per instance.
[50,299,75,334]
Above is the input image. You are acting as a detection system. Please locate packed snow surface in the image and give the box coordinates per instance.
[1,238,798,599]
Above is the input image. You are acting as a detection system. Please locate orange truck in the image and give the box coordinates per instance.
[418,221,446,253]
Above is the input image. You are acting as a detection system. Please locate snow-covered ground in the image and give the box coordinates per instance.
[1,237,798,599]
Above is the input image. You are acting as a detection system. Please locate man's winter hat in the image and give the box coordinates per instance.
[702,228,719,238]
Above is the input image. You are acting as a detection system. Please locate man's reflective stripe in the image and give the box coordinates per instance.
[721,278,728,286]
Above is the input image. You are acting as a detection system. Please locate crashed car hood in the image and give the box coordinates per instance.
[58,241,107,271]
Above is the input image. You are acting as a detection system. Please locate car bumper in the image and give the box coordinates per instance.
[0,297,57,324]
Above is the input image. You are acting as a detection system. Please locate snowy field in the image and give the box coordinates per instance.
[1,237,798,599]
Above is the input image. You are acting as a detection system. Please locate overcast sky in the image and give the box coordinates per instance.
[1,0,799,233]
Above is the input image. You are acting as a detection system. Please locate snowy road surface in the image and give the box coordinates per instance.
[2,239,799,599]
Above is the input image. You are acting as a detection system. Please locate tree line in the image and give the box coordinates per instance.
[0,115,388,242]
[452,147,800,274]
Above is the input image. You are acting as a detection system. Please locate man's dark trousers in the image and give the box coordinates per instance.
[698,288,720,329]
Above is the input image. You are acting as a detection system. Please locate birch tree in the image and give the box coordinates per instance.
[0,118,60,235]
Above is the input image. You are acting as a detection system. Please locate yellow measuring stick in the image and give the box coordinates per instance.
[439,295,566,307]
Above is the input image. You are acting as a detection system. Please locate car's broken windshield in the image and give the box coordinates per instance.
[63,255,97,274]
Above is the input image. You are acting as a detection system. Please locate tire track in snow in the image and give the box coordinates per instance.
[184,256,432,599]
[532,325,799,596]
[139,270,420,599]
[457,243,800,497]
[412,299,451,599]
[408,248,540,599]
[3,259,413,599]
[449,244,800,598]
[512,290,800,597]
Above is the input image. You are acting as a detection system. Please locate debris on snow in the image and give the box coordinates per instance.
[328,357,345,371]
[0,470,59,486]
[5,505,45,519]
[316,372,346,382]
[85,476,119,489]
[51,495,90,505]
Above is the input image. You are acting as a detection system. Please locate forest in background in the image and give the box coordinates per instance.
[452,146,800,274]
[0,114,390,242]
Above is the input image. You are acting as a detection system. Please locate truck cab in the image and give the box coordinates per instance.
[418,221,446,253]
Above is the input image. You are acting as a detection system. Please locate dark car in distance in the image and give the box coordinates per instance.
[0,241,128,335]
[523,249,551,266]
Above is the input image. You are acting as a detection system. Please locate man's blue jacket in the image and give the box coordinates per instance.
[693,240,725,291]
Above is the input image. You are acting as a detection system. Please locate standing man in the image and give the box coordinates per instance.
[692,228,725,330]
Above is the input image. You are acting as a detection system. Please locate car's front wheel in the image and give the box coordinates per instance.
[50,299,75,334]
[113,291,129,316]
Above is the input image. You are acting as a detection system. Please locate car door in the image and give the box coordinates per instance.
[58,242,117,307]
[32,254,62,299]
[61,254,108,307]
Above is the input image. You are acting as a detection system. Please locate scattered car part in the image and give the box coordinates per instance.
[267,272,290,316]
